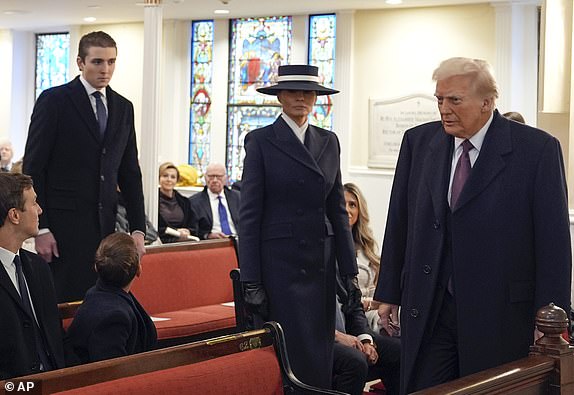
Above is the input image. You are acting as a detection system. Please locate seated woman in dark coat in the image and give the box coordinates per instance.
[66,233,157,363]
[158,162,198,243]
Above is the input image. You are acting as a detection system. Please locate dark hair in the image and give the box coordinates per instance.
[95,233,139,288]
[0,173,33,227]
[78,31,117,61]
[503,111,525,124]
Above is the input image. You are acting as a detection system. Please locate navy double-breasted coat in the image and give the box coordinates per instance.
[239,116,357,388]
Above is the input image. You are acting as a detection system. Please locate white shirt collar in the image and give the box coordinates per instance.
[207,188,224,201]
[453,112,494,153]
[79,75,107,98]
[281,113,308,144]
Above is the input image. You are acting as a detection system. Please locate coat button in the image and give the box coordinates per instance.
[300,269,307,276]
[432,221,440,230]
[98,203,103,210]
[100,175,105,181]
[299,240,307,247]
[410,308,419,318]
[102,148,106,155]
[298,179,305,185]
[317,207,323,214]
[296,209,304,216]
[423,265,432,274]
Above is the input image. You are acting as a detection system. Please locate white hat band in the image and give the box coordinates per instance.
[277,74,320,83]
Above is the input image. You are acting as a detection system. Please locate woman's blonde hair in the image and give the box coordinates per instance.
[158,162,179,182]
[344,183,380,279]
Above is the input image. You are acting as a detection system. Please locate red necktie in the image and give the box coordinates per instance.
[450,139,473,209]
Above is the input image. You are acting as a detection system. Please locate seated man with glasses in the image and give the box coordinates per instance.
[189,163,240,239]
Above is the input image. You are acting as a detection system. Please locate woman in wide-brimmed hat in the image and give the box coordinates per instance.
[238,64,359,389]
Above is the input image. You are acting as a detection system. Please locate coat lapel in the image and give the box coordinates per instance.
[201,188,214,224]
[305,125,330,164]
[267,117,322,174]
[0,258,22,308]
[453,112,511,212]
[424,125,453,221]
[67,77,101,143]
[20,251,45,322]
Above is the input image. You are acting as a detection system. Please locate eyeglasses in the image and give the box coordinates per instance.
[206,174,225,180]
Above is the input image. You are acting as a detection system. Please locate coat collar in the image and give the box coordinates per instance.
[0,250,43,320]
[66,76,117,145]
[452,110,511,212]
[424,122,453,221]
[267,117,328,175]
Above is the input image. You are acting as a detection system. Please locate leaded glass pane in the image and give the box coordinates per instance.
[227,16,292,182]
[308,14,336,129]
[227,106,282,182]
[189,20,214,173]
[35,33,70,98]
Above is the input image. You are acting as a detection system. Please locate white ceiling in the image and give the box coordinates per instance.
[0,0,522,31]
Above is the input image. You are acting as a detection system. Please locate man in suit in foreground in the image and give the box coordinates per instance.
[189,163,240,239]
[375,57,572,394]
[0,173,65,379]
[24,31,146,303]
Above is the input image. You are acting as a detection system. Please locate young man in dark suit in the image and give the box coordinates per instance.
[23,31,146,303]
[0,173,65,379]
[375,57,572,393]
[189,162,240,239]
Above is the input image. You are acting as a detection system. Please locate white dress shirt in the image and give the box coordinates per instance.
[281,113,309,144]
[207,189,237,235]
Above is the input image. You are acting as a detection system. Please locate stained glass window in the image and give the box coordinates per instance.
[227,16,292,182]
[189,20,215,174]
[308,14,336,130]
[35,33,70,98]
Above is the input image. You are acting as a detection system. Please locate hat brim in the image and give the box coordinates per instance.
[257,81,339,96]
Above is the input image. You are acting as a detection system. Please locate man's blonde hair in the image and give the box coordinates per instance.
[432,57,499,102]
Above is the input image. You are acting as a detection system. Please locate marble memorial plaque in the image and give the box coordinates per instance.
[368,94,440,168]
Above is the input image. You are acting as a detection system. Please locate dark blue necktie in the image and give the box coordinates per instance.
[14,255,52,371]
[218,196,232,235]
[92,91,107,138]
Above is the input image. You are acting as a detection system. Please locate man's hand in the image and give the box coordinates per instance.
[177,228,191,241]
[131,232,146,259]
[35,231,59,263]
[378,302,400,336]
[362,342,379,365]
[207,232,227,239]
[335,331,365,351]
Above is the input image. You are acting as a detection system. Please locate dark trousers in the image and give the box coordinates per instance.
[408,291,459,393]
[333,342,368,395]
[333,334,401,395]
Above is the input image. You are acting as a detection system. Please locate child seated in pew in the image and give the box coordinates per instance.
[66,233,157,363]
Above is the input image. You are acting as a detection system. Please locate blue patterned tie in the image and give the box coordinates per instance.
[14,255,52,371]
[218,196,232,235]
[93,91,107,138]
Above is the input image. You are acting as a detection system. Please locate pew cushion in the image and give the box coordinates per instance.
[152,305,235,340]
[54,346,284,395]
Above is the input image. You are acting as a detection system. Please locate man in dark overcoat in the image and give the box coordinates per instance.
[23,31,146,303]
[239,65,359,389]
[374,57,572,393]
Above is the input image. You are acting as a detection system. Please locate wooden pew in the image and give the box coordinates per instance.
[415,303,574,394]
[0,322,346,395]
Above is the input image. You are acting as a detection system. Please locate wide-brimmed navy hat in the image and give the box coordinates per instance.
[257,65,339,96]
